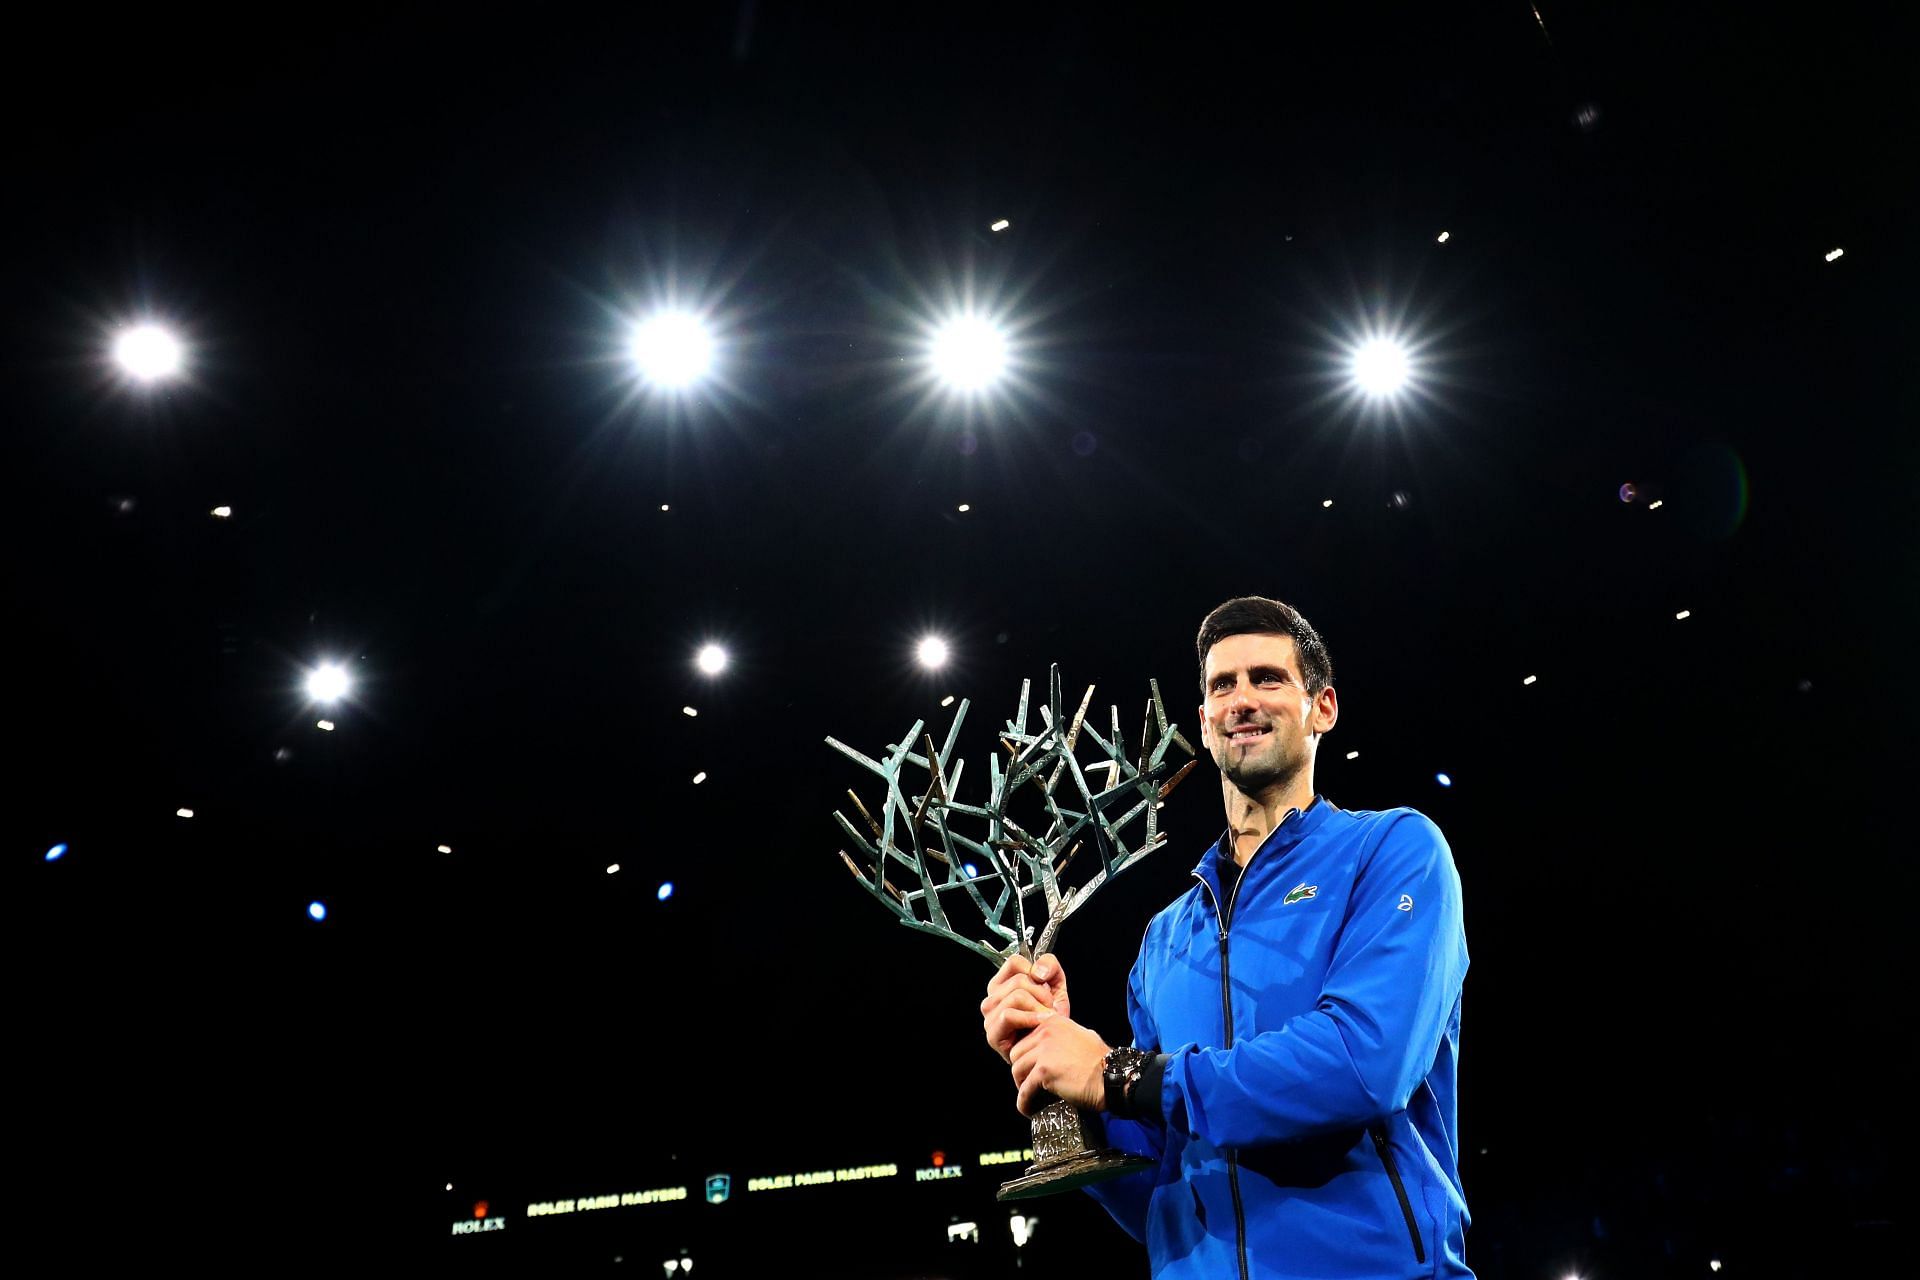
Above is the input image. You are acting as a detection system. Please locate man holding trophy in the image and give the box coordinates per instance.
[980,596,1475,1280]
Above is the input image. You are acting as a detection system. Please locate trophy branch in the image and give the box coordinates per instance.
[826,664,1196,1198]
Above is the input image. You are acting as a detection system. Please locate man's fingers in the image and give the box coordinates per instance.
[982,958,1065,1070]
[985,957,1064,1004]
[1005,1016,1053,1064]
[981,977,1040,1011]
[986,1007,1053,1060]
[986,988,1049,1018]
[980,975,1055,1016]
[985,955,1033,997]
[1032,952,1063,984]
[1016,1068,1048,1117]
[986,996,1060,1061]
[997,1007,1053,1037]
[1009,1034,1047,1084]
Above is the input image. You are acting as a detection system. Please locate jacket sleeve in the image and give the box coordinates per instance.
[1080,933,1168,1244]
[1159,812,1468,1149]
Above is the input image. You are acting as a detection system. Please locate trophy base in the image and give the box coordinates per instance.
[996,1148,1155,1201]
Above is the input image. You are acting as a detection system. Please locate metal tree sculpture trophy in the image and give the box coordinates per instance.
[827,665,1196,1200]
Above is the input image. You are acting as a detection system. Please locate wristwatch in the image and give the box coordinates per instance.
[1102,1046,1152,1118]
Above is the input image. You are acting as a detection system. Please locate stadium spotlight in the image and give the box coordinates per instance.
[1351,337,1411,397]
[916,635,951,669]
[112,323,185,383]
[630,310,715,389]
[305,662,351,704]
[929,313,1008,392]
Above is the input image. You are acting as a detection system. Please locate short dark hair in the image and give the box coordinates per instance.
[1195,596,1334,696]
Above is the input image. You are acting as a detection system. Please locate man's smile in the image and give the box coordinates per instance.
[1226,724,1271,744]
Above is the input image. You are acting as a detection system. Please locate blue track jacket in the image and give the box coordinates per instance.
[1086,797,1473,1279]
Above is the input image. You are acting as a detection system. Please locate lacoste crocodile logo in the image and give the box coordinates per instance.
[1282,882,1318,906]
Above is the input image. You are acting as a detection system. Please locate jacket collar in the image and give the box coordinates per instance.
[1191,793,1335,894]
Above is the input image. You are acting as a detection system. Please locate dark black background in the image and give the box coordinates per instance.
[11,3,1914,1274]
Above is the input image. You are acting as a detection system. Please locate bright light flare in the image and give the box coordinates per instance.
[211,506,232,519]
[695,643,729,675]
[916,636,951,669]
[657,881,675,901]
[990,219,1011,232]
[1435,772,1453,787]
[1824,247,1844,262]
[1351,338,1412,397]
[1436,231,1451,243]
[308,901,327,921]
[46,843,68,862]
[176,808,195,819]
[629,310,715,389]
[316,719,335,732]
[306,662,351,704]
[112,324,184,382]
[929,314,1008,392]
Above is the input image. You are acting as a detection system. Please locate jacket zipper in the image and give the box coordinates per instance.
[1370,1125,1427,1264]
[1195,854,1255,1280]
[1195,806,1423,1275]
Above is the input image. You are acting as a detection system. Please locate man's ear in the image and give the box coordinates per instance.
[1197,703,1215,751]
[1310,685,1339,736]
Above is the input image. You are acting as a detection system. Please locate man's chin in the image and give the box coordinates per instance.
[1223,758,1291,795]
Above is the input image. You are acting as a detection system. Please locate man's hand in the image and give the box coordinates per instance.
[1009,1009,1111,1116]
[980,952,1072,1062]
[981,953,1111,1116]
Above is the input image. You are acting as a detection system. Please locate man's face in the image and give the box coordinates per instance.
[1197,632,1335,798]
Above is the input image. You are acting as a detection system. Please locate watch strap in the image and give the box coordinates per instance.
[1103,1046,1166,1122]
